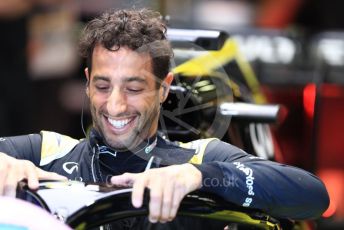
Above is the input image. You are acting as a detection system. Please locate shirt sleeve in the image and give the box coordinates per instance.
[193,139,330,220]
[0,134,42,166]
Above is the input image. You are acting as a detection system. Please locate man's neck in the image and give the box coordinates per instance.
[89,129,158,155]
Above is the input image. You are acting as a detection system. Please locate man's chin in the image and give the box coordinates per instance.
[104,135,141,151]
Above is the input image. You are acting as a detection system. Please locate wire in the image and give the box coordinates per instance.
[80,93,89,138]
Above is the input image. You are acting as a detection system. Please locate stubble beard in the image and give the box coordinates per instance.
[90,102,160,151]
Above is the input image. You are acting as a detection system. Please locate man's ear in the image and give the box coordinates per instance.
[160,72,174,102]
[84,68,90,97]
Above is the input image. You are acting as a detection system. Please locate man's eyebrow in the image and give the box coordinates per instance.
[92,75,110,82]
[124,76,147,84]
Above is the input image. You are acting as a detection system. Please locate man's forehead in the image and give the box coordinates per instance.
[92,44,152,63]
[91,45,158,83]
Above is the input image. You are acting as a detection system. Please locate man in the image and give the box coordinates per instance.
[0,8,329,225]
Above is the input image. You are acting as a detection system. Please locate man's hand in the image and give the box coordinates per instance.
[111,163,202,223]
[0,152,67,197]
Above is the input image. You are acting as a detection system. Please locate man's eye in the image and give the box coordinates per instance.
[95,85,109,91]
[127,88,143,93]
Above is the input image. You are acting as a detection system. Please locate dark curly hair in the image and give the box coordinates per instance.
[79,8,173,86]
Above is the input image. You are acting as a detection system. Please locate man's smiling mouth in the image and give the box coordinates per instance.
[107,116,136,129]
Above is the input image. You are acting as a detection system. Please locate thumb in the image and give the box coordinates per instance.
[111,173,137,187]
[37,168,68,181]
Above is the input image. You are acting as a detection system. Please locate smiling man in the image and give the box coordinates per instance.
[0,8,329,226]
[86,45,172,151]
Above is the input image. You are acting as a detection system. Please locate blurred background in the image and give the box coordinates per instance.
[1,0,344,228]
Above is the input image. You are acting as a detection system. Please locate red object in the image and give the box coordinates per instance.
[256,0,304,28]
[318,169,344,219]
[303,83,316,119]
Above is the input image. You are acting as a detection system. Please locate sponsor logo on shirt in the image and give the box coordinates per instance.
[233,162,255,207]
[62,162,79,175]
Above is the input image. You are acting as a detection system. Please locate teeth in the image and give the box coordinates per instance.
[108,118,131,128]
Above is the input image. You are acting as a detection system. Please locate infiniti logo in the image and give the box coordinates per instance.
[62,162,79,174]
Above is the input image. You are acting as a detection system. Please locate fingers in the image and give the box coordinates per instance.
[3,164,20,197]
[26,163,39,190]
[160,180,174,222]
[111,172,136,187]
[128,171,168,223]
[135,172,183,223]
[111,173,146,208]
[0,156,27,196]
[148,177,163,223]
[0,158,7,195]
[0,153,67,196]
[131,175,146,208]
[169,185,183,221]
[36,168,67,181]
[1,159,37,196]
[147,177,185,223]
[113,165,199,224]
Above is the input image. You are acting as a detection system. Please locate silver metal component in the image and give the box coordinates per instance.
[219,102,281,123]
[249,123,274,159]
[167,28,222,42]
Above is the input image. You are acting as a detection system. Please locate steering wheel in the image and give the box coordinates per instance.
[16,180,286,230]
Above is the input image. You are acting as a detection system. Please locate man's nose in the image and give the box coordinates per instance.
[107,89,127,115]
